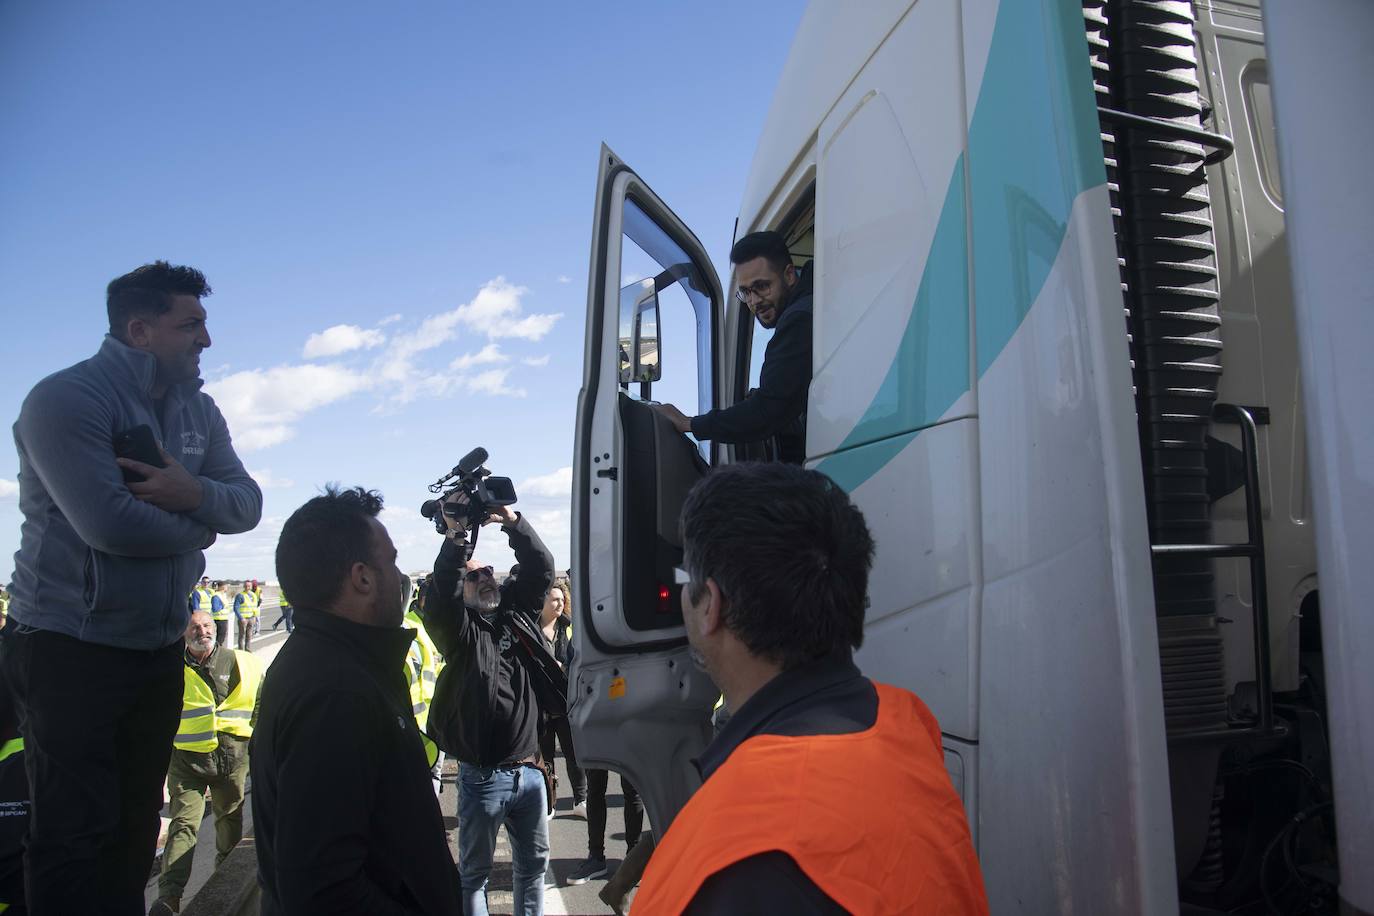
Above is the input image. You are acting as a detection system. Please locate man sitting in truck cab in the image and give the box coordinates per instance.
[634,463,988,914]
[654,231,812,464]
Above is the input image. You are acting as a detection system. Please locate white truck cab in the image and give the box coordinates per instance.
[570,1,1373,912]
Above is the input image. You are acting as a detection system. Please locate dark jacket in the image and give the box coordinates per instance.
[9,335,262,650]
[421,514,555,767]
[691,264,814,464]
[250,607,460,916]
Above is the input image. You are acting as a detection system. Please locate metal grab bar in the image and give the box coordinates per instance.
[1156,403,1281,745]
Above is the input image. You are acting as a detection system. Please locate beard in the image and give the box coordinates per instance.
[468,591,501,613]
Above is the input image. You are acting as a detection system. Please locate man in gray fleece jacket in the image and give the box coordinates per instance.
[1,261,262,915]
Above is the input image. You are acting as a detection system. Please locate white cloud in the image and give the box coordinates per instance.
[302,324,386,359]
[453,276,562,341]
[449,344,509,371]
[203,514,287,580]
[0,479,17,499]
[208,363,372,451]
[465,368,526,398]
[207,277,550,449]
[377,313,403,326]
[248,469,295,489]
[521,354,550,367]
[518,466,571,499]
[557,275,571,284]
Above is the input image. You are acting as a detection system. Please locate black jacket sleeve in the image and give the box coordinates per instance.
[420,538,476,660]
[690,301,811,444]
[502,513,555,621]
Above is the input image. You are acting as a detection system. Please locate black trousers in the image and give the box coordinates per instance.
[585,769,642,860]
[537,715,585,803]
[0,626,182,916]
[214,618,230,647]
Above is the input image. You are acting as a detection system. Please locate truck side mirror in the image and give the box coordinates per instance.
[619,280,662,386]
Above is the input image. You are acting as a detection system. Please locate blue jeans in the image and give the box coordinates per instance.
[458,763,549,916]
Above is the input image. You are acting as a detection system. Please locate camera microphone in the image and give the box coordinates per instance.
[457,447,488,475]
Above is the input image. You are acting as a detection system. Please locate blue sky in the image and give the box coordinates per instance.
[0,1,806,580]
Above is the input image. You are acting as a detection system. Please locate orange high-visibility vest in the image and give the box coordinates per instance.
[634,682,989,915]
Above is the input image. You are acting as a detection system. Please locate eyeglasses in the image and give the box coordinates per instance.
[734,278,774,304]
[464,565,494,582]
[673,566,691,586]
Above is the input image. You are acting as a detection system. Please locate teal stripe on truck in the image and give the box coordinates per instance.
[816,0,1107,492]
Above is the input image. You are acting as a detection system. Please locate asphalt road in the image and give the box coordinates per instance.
[145,616,645,915]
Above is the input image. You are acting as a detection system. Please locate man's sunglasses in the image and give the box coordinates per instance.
[464,565,495,582]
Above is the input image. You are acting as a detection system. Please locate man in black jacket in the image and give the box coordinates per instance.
[251,486,460,916]
[654,231,813,464]
[421,494,555,916]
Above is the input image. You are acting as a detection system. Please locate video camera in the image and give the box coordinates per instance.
[419,447,517,547]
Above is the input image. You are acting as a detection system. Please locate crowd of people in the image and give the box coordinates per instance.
[0,254,988,916]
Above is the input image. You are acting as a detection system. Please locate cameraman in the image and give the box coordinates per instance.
[421,491,556,916]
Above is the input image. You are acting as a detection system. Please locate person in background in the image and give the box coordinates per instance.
[270,591,294,634]
[537,581,583,816]
[233,581,259,651]
[189,576,212,613]
[0,671,28,913]
[249,579,264,637]
[148,610,262,916]
[208,580,231,647]
[633,463,988,914]
[2,260,261,913]
[0,584,10,630]
[251,486,460,915]
[404,576,444,793]
[566,770,643,888]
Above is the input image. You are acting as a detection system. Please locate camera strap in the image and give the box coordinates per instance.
[500,612,569,718]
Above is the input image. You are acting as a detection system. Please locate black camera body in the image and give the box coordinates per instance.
[420,447,518,536]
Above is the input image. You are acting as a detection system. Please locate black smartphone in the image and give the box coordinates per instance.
[113,425,166,483]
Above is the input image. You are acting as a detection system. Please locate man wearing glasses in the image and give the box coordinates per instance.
[654,230,813,464]
[420,495,556,916]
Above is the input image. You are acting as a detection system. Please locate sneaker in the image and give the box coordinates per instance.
[566,856,609,885]
[570,799,588,819]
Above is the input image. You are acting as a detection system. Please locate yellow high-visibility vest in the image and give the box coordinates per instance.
[174,649,264,752]
[0,737,21,763]
[211,590,230,621]
[404,610,441,767]
[192,587,213,612]
[237,589,260,619]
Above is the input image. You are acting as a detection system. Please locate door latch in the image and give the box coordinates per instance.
[596,467,618,481]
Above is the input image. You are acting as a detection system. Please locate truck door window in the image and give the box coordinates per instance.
[619,199,714,460]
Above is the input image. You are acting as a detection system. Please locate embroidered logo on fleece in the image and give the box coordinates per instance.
[181,430,207,456]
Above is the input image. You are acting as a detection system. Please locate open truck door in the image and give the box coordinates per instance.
[570,145,722,833]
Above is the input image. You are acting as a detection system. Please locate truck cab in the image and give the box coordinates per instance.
[570,1,1371,912]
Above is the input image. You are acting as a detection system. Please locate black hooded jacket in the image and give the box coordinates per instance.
[421,514,556,766]
[690,262,814,464]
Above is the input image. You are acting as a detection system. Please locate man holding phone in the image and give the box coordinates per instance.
[2,261,262,914]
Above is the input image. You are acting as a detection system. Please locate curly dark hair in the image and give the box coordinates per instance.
[276,485,385,610]
[680,462,874,670]
[106,260,212,340]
